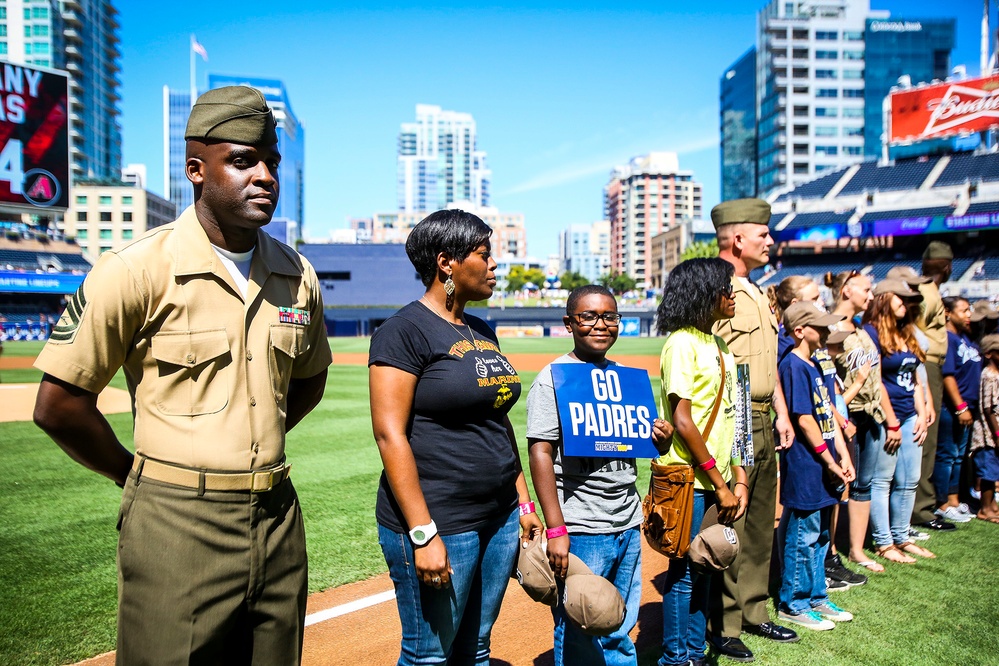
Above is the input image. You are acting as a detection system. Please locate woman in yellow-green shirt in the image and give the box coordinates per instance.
[654,257,749,666]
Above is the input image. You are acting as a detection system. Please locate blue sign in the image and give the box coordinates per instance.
[551,363,660,458]
[0,270,84,294]
[619,317,641,337]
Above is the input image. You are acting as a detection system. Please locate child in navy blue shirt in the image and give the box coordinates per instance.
[777,302,855,632]
[935,297,983,522]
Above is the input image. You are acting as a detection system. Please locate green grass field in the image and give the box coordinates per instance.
[2,338,998,665]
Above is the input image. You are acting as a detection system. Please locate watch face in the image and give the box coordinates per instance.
[412,529,426,542]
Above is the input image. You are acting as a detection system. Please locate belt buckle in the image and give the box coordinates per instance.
[251,469,275,493]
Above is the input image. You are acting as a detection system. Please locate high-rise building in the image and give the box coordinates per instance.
[63,181,176,258]
[397,104,491,213]
[720,48,757,200]
[0,0,122,180]
[722,0,957,198]
[559,221,610,283]
[605,152,702,288]
[163,76,305,245]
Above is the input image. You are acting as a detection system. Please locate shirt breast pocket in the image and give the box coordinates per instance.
[269,324,307,404]
[150,329,231,416]
[728,315,763,356]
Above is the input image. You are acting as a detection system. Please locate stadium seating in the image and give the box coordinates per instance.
[0,248,91,272]
[774,167,850,202]
[775,210,854,231]
[934,152,999,187]
[859,206,956,222]
[838,157,940,195]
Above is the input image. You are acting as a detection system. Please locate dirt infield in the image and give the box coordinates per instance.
[77,539,672,666]
[0,383,132,422]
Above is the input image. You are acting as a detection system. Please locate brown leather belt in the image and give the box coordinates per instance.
[132,456,291,493]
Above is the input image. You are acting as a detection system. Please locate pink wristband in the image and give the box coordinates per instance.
[545,525,568,539]
[519,501,535,516]
[956,402,968,412]
[698,457,717,472]
[814,443,828,454]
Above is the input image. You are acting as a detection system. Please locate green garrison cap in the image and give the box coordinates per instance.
[922,240,953,261]
[711,198,771,230]
[185,86,277,145]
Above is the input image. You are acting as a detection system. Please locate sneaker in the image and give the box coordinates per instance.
[777,610,835,631]
[825,576,849,592]
[908,527,931,541]
[825,553,868,587]
[935,506,973,523]
[971,488,982,500]
[957,503,972,515]
[812,601,854,622]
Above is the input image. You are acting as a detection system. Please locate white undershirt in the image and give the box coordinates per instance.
[212,245,254,298]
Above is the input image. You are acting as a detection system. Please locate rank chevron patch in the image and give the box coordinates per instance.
[48,284,88,343]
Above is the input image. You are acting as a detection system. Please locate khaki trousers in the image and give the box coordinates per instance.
[115,472,308,665]
[912,361,944,524]
[710,409,777,636]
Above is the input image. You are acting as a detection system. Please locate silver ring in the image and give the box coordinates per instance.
[432,576,441,584]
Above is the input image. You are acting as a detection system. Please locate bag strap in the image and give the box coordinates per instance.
[699,338,726,444]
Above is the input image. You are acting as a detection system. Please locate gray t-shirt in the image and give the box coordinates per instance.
[526,354,642,534]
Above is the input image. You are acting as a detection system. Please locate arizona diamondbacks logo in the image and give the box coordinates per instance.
[48,284,87,343]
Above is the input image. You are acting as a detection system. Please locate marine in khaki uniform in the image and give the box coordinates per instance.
[33,87,332,665]
[913,241,954,530]
[706,198,799,662]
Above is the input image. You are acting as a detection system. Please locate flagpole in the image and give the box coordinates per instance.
[190,34,196,109]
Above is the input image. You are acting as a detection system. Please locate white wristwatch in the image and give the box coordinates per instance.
[409,520,438,546]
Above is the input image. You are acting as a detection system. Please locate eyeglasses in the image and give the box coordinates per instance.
[571,311,622,326]
[721,284,735,299]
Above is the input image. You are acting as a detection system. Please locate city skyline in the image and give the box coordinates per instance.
[117,0,983,257]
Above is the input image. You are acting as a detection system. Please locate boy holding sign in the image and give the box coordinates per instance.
[528,285,673,665]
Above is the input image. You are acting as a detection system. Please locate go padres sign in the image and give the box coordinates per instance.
[0,62,70,211]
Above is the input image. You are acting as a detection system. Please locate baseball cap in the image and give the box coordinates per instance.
[516,534,557,605]
[872,278,923,301]
[688,505,740,573]
[826,329,851,346]
[185,86,278,145]
[885,265,932,286]
[923,240,954,260]
[783,301,845,332]
[971,300,999,323]
[981,334,999,355]
[562,555,626,636]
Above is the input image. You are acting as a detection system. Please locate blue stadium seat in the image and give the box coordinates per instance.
[838,157,940,195]
[933,152,999,187]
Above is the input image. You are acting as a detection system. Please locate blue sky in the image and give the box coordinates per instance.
[118,0,984,257]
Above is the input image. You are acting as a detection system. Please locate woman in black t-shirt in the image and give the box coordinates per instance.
[369,209,543,665]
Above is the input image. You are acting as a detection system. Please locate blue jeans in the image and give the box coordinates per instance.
[553,527,642,666]
[378,509,519,666]
[658,490,712,666]
[778,506,830,615]
[870,414,921,546]
[850,412,884,502]
[933,405,971,503]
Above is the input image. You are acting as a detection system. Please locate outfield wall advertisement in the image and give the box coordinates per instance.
[773,210,999,242]
[0,62,70,212]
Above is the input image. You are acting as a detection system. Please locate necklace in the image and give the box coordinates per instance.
[420,297,478,348]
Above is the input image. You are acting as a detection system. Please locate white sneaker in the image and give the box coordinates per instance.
[971,488,982,500]
[812,601,854,622]
[908,527,930,541]
[957,503,972,515]
[778,610,835,631]
[935,506,973,523]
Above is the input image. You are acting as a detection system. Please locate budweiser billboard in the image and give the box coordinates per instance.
[0,62,70,211]
[889,75,999,145]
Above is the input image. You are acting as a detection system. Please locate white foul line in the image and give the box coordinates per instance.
[304,590,396,627]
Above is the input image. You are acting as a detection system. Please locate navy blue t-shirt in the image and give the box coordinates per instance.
[943,331,982,413]
[778,324,793,363]
[779,352,841,511]
[812,348,839,408]
[864,324,919,422]
[369,301,522,535]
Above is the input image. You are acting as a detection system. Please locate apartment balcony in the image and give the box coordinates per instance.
[63,10,82,26]
[64,28,82,43]
[65,45,80,58]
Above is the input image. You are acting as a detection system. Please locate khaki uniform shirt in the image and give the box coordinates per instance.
[713,276,779,402]
[917,281,947,364]
[35,207,332,470]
